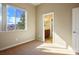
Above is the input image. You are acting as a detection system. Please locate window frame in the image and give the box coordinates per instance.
[0,3,2,32]
[6,4,27,32]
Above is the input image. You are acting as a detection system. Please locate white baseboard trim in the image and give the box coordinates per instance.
[0,39,35,51]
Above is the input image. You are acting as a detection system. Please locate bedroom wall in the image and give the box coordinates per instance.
[36,3,79,47]
[0,3,36,50]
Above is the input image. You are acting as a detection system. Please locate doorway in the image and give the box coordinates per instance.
[43,12,54,43]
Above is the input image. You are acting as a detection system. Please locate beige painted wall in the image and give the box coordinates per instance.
[0,3,36,50]
[36,3,79,47]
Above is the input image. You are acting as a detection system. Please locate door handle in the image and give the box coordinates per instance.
[73,31,76,33]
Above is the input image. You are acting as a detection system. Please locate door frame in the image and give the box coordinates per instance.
[42,12,55,43]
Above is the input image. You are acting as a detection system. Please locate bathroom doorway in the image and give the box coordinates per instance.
[43,12,54,43]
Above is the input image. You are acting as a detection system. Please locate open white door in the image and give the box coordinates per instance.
[72,7,79,52]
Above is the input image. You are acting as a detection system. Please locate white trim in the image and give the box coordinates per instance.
[42,12,54,43]
[0,39,35,51]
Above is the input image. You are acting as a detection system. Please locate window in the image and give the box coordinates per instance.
[16,8,25,30]
[0,4,2,31]
[7,6,16,31]
[0,4,26,32]
[7,5,26,31]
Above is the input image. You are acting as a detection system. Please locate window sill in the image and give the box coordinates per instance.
[0,30,27,32]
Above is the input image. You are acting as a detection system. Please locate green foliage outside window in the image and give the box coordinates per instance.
[17,12,25,29]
